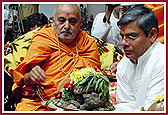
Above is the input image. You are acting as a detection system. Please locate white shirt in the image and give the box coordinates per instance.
[91,12,123,52]
[115,41,164,111]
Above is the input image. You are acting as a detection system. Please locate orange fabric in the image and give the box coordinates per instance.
[145,4,164,44]
[13,26,101,111]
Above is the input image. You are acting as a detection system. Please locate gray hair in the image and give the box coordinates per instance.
[117,5,159,37]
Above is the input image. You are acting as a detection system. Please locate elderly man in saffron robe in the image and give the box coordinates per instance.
[12,4,101,111]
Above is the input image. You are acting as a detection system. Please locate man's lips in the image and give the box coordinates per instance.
[61,31,72,34]
[62,32,70,34]
[124,50,132,54]
[60,32,72,37]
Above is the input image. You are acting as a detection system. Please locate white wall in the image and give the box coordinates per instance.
[39,4,58,18]
[87,4,106,19]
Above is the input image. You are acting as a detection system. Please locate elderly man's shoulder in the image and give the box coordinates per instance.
[80,30,97,43]
[37,25,53,33]
[33,25,55,37]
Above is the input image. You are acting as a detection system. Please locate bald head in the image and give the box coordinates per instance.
[55,4,81,19]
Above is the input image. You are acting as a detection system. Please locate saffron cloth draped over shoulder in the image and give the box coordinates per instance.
[12,26,101,111]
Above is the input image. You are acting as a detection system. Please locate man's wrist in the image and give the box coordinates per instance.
[24,72,30,85]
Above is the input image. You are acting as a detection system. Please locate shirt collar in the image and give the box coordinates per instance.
[130,59,138,64]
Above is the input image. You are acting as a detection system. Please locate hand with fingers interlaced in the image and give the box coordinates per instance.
[24,65,47,85]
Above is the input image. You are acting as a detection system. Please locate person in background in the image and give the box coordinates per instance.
[87,14,94,34]
[115,5,164,111]
[25,12,48,32]
[12,15,20,38]
[4,6,9,26]
[91,4,123,51]
[120,4,133,14]
[12,4,101,111]
[88,14,94,25]
[4,23,14,44]
[109,4,134,75]
[92,4,132,73]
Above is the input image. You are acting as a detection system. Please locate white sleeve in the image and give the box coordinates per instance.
[115,60,136,111]
[91,13,111,39]
[143,59,164,110]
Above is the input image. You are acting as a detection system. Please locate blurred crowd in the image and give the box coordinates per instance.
[4,5,51,45]
[4,4,164,46]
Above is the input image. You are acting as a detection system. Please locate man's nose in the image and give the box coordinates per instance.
[64,21,70,30]
[121,38,129,47]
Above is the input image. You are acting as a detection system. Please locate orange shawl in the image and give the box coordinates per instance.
[13,26,101,111]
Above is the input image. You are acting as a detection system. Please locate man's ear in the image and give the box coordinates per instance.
[148,27,158,43]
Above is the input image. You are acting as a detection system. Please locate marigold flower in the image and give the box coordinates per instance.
[155,94,164,102]
[70,67,98,83]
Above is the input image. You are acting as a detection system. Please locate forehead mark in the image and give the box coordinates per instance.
[122,29,125,32]
[66,13,70,17]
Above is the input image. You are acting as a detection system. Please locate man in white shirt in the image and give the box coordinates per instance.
[115,5,164,111]
[91,4,123,51]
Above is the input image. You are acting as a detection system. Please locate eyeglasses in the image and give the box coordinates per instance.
[116,33,142,44]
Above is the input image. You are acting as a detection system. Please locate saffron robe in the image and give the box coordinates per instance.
[12,26,101,111]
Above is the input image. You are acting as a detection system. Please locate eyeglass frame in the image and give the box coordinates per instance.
[116,33,143,44]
